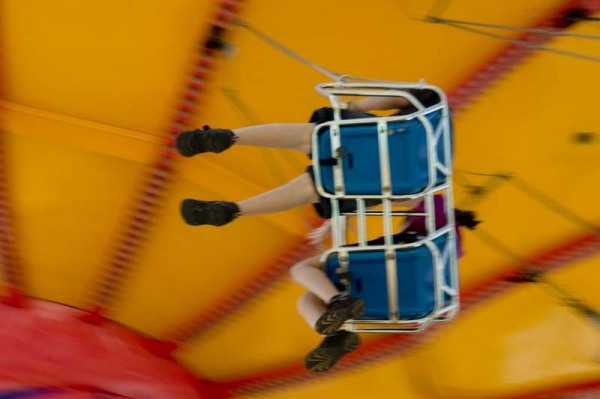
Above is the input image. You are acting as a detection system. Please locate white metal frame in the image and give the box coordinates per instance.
[312,77,459,333]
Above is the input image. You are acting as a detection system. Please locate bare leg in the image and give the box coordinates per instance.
[237,172,319,215]
[292,256,365,335]
[289,255,339,303]
[233,123,314,154]
[297,292,327,329]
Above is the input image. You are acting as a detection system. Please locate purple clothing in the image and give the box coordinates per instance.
[404,195,463,258]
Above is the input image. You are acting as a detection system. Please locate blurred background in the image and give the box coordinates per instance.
[1,0,600,398]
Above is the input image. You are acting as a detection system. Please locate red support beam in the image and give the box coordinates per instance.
[85,0,245,321]
[0,129,26,308]
[449,0,600,113]
[506,380,600,399]
[0,5,26,308]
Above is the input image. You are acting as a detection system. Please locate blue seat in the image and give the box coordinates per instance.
[325,234,455,323]
[314,109,450,197]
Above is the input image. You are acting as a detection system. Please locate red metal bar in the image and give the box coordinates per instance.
[86,0,245,320]
[505,380,600,399]
[0,156,27,307]
[0,4,27,307]
[449,0,600,113]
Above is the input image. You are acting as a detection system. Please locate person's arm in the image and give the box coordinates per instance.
[306,220,331,247]
[347,96,410,112]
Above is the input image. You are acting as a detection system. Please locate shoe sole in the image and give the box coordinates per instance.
[315,299,365,335]
[180,199,238,226]
[181,199,200,225]
[305,333,360,372]
[180,199,217,226]
[176,132,205,157]
[176,130,235,157]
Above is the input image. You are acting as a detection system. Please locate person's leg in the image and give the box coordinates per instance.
[305,330,361,372]
[297,292,361,373]
[180,172,319,226]
[237,172,319,215]
[176,123,314,157]
[233,123,314,154]
[297,292,327,329]
[292,245,362,373]
[290,256,339,304]
[290,255,365,335]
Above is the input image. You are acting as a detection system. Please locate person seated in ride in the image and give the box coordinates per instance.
[291,199,480,372]
[175,88,442,226]
[175,88,473,372]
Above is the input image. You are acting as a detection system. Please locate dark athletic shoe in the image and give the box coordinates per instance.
[176,126,236,157]
[180,199,239,226]
[305,330,360,372]
[315,295,365,335]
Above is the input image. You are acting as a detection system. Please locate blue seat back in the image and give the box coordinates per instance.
[316,109,449,196]
[325,234,451,320]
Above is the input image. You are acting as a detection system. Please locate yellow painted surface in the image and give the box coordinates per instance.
[5,129,148,305]
[2,0,600,398]
[551,253,600,312]
[3,0,214,133]
[410,283,600,398]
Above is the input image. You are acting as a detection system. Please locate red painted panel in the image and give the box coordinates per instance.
[0,300,212,399]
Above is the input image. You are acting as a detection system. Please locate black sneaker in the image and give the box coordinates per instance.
[176,126,236,157]
[315,295,365,335]
[180,199,239,226]
[305,330,360,372]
